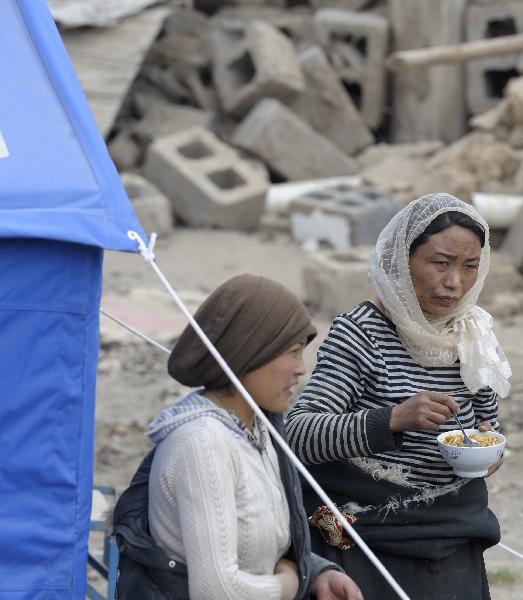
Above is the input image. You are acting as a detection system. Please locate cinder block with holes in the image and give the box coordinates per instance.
[288,46,373,155]
[313,9,388,129]
[233,99,359,181]
[142,127,267,231]
[209,19,304,116]
[303,246,374,319]
[289,186,398,249]
[466,1,523,115]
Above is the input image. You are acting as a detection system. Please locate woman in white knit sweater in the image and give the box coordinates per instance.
[115,274,363,600]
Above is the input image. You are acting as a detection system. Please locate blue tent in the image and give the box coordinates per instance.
[0,1,146,598]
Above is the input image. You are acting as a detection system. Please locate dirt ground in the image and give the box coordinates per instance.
[94,228,523,599]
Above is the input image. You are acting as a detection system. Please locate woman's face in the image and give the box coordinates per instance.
[409,225,482,319]
[240,342,307,413]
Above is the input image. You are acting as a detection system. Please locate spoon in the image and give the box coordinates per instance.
[453,413,480,447]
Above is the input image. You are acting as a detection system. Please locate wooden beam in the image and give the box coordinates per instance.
[387,34,523,71]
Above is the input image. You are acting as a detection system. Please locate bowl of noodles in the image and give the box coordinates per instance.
[437,429,506,478]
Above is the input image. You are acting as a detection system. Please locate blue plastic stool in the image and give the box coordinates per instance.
[86,486,119,600]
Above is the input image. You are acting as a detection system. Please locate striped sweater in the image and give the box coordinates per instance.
[287,302,499,486]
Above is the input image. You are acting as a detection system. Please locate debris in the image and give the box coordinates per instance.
[233,99,359,181]
[143,126,268,230]
[49,0,166,28]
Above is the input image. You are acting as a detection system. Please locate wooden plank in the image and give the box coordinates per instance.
[388,33,523,71]
[61,6,170,136]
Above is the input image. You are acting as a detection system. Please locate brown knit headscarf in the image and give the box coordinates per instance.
[168,274,317,389]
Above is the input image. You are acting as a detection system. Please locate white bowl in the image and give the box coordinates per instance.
[437,429,506,478]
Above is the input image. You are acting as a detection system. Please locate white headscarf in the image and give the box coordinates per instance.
[369,193,511,398]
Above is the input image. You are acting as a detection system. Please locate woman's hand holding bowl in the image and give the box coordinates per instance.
[390,392,459,432]
[478,421,504,477]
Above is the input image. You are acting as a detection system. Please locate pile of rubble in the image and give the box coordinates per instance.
[57,0,523,317]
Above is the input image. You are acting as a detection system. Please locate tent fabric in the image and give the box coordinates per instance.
[0,1,149,598]
[0,0,147,251]
[0,239,103,600]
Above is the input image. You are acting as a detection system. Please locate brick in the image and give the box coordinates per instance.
[303,246,374,319]
[288,46,373,155]
[313,9,388,129]
[209,20,304,116]
[466,1,523,115]
[289,186,398,249]
[142,127,268,230]
[120,173,174,237]
[233,99,359,181]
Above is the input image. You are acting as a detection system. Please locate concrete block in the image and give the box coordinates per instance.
[209,20,304,116]
[233,99,359,181]
[131,102,215,145]
[466,1,523,115]
[389,0,467,143]
[289,186,398,249]
[120,173,174,237]
[213,6,314,52]
[505,76,523,123]
[313,9,388,129]
[288,46,373,155]
[303,246,374,318]
[142,127,268,230]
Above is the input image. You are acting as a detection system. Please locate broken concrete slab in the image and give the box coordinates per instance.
[233,99,359,181]
[361,155,427,195]
[209,20,304,116]
[313,9,388,129]
[303,246,374,318]
[356,141,444,170]
[287,46,373,155]
[49,0,165,28]
[143,126,268,230]
[61,6,170,136]
[290,186,398,249]
[120,173,174,237]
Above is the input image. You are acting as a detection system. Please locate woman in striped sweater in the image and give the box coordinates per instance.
[286,193,511,599]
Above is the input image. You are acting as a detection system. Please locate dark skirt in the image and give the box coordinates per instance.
[310,527,490,600]
[302,460,500,600]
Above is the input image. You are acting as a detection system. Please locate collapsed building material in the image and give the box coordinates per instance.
[143,127,268,230]
[213,6,314,52]
[303,246,374,318]
[209,20,304,116]
[466,1,523,115]
[61,6,170,136]
[313,9,388,129]
[233,99,359,181]
[289,186,398,249]
[388,0,467,144]
[288,46,373,155]
[120,173,174,237]
[48,0,163,28]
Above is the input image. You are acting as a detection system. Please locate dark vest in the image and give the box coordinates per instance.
[112,412,312,599]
